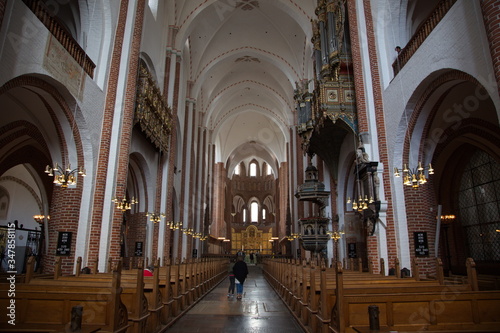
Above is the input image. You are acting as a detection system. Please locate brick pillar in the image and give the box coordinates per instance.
[88,0,146,269]
[163,51,174,261]
[42,187,81,275]
[346,0,369,134]
[177,99,191,260]
[403,180,438,277]
[481,0,500,98]
[186,102,197,258]
[173,57,183,260]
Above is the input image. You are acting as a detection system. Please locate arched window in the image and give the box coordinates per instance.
[242,208,247,223]
[250,162,257,177]
[458,150,500,261]
[251,202,259,222]
[267,164,272,175]
[234,164,240,175]
[262,208,266,220]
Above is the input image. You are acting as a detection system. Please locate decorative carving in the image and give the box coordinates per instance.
[356,140,370,164]
[134,64,172,152]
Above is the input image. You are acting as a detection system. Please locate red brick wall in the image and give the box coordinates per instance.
[347,0,368,134]
[125,212,146,268]
[481,0,500,98]
[403,184,437,277]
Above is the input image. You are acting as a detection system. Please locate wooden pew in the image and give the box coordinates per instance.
[330,260,500,332]
[263,257,499,333]
[55,259,150,333]
[0,257,129,332]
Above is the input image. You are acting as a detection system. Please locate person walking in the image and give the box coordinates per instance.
[227,267,235,297]
[232,256,249,299]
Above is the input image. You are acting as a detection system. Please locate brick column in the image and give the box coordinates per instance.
[481,0,500,98]
[88,0,146,270]
[163,51,174,261]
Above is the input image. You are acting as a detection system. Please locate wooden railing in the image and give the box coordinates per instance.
[392,0,457,76]
[23,0,96,78]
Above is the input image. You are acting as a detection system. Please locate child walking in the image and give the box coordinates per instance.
[227,269,235,297]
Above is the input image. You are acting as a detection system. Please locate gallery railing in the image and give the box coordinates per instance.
[392,0,457,76]
[22,0,96,78]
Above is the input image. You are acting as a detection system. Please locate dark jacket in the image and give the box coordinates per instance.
[232,260,248,284]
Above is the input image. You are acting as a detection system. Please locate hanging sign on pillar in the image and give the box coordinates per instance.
[414,232,429,257]
[56,231,72,256]
[134,242,143,257]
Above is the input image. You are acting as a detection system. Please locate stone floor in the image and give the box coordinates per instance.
[166,264,305,333]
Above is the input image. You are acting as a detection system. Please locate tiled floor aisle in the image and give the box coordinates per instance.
[166,264,305,333]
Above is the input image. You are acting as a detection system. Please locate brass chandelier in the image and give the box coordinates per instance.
[112,195,138,211]
[45,163,86,188]
[146,212,165,223]
[347,195,374,212]
[394,162,434,188]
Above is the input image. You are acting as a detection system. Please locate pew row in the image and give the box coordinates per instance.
[0,257,129,332]
[263,257,500,333]
[0,256,229,333]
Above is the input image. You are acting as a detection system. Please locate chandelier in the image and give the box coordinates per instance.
[146,212,165,223]
[166,221,182,230]
[112,195,138,211]
[192,232,207,241]
[327,230,345,242]
[394,162,434,188]
[45,163,86,188]
[347,195,374,212]
[182,227,194,236]
[33,215,50,223]
[327,229,344,261]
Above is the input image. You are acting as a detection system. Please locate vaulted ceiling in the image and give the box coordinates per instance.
[174,0,316,174]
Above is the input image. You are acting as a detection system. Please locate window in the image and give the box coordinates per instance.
[250,162,257,177]
[234,164,240,175]
[251,202,259,222]
[262,208,266,220]
[242,208,247,223]
[458,150,500,261]
[267,164,272,175]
